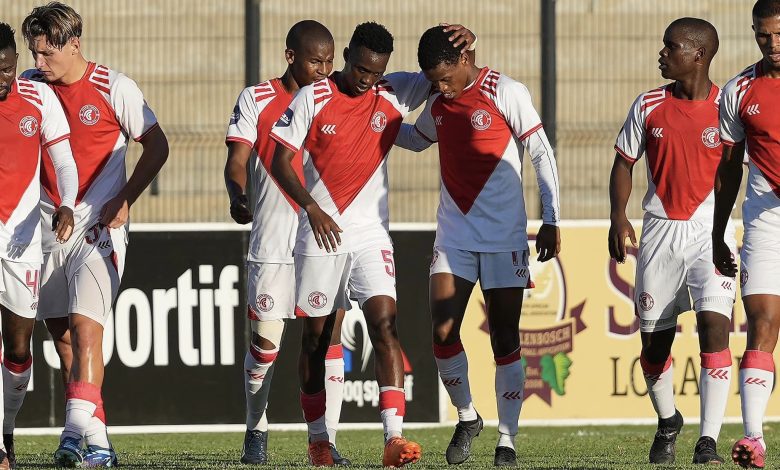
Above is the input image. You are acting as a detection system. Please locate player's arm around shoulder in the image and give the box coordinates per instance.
[101,73,169,228]
[394,95,438,152]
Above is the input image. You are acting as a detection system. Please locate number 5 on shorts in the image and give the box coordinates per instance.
[381,250,395,277]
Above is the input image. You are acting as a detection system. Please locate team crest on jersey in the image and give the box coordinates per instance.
[371,111,387,132]
[79,104,100,126]
[638,292,654,311]
[276,108,293,127]
[19,116,39,137]
[470,109,491,130]
[308,291,327,309]
[256,294,274,312]
[701,127,720,148]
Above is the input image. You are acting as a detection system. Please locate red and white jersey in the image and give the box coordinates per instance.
[23,63,159,251]
[615,83,722,222]
[270,71,430,255]
[226,78,303,263]
[402,68,560,252]
[0,78,71,262]
[720,61,780,230]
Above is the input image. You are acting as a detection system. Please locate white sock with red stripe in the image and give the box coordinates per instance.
[379,387,405,443]
[62,382,100,445]
[324,344,345,445]
[433,341,478,422]
[740,350,774,447]
[495,348,525,450]
[699,349,732,440]
[2,356,32,435]
[640,354,676,419]
[84,399,110,448]
[301,389,328,441]
[244,345,278,432]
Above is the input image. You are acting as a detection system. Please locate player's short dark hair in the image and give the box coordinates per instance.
[0,22,15,52]
[667,17,719,58]
[286,20,333,52]
[348,22,393,55]
[417,26,461,71]
[22,1,83,49]
[753,0,780,18]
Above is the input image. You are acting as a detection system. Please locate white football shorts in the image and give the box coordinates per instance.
[635,217,736,333]
[294,245,396,317]
[37,223,127,326]
[430,245,532,290]
[246,261,296,322]
[0,258,41,319]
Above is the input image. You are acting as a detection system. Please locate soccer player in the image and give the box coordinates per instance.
[0,21,77,470]
[21,2,169,467]
[714,1,780,467]
[224,20,351,466]
[271,22,475,467]
[393,26,561,467]
[609,18,733,465]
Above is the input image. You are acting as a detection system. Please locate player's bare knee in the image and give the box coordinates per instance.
[366,314,398,347]
[300,328,327,355]
[490,330,520,358]
[3,340,32,364]
[431,320,459,346]
[641,342,672,364]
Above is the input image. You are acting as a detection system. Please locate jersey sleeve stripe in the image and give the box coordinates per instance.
[42,133,71,149]
[614,145,637,162]
[255,93,275,102]
[133,122,160,142]
[518,123,543,141]
[92,76,110,85]
[91,83,111,95]
[226,136,254,148]
[269,133,300,153]
[413,124,437,143]
[18,92,42,106]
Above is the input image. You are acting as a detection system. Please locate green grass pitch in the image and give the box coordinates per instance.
[14,423,776,468]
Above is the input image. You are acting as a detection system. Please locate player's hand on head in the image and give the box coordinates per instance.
[99,196,130,229]
[440,23,476,53]
[305,203,342,253]
[712,239,737,278]
[535,223,560,262]
[53,206,75,243]
[229,194,252,224]
[608,216,636,263]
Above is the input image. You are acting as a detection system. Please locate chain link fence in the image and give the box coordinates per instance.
[4,0,757,222]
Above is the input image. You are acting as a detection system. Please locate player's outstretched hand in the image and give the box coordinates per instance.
[229,194,253,224]
[608,216,636,263]
[440,23,476,53]
[306,203,342,253]
[52,206,74,244]
[536,223,560,262]
[712,239,737,278]
[99,196,130,228]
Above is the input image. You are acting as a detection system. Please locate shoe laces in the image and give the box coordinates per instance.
[245,430,267,454]
[695,437,717,454]
[450,422,476,448]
